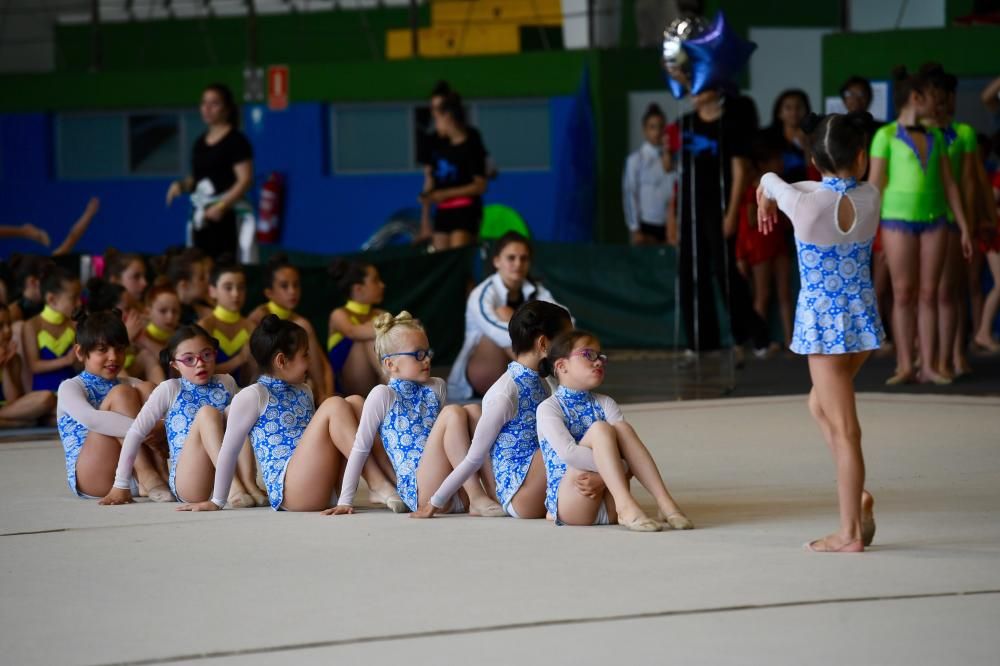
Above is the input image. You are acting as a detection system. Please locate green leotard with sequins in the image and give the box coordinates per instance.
[870,121,947,225]
[942,121,977,223]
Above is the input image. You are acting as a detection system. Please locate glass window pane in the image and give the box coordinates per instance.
[57,114,126,179]
[333,106,412,173]
[475,101,550,170]
[128,113,181,175]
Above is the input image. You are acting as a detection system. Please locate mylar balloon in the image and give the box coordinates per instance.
[684,11,757,95]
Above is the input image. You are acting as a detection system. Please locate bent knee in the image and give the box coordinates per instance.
[586,421,615,438]
[195,404,223,423]
[345,394,365,411]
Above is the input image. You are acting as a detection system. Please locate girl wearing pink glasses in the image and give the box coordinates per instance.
[99,325,263,507]
[537,330,693,532]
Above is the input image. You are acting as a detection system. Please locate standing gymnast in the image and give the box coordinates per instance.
[868,66,972,385]
[537,330,692,532]
[413,301,573,519]
[178,315,402,512]
[757,111,884,552]
[328,312,505,517]
[100,325,264,507]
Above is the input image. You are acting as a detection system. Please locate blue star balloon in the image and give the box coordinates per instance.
[684,11,756,95]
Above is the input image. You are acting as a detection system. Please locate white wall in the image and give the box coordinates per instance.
[848,0,945,31]
[747,27,833,128]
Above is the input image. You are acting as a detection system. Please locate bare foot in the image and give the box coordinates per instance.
[469,498,506,518]
[861,491,876,547]
[804,534,863,553]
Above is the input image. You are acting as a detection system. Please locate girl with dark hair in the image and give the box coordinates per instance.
[103,249,148,309]
[55,310,169,501]
[537,329,692,532]
[135,285,181,360]
[447,232,569,400]
[326,258,387,396]
[159,248,211,325]
[166,83,254,261]
[417,91,489,250]
[178,315,403,513]
[198,260,254,385]
[86,278,163,384]
[413,301,574,519]
[757,111,886,552]
[248,253,333,402]
[622,103,677,245]
[100,325,263,508]
[923,64,983,378]
[22,265,81,391]
[767,89,813,182]
[868,66,973,385]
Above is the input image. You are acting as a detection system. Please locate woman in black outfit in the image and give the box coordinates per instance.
[166,83,254,259]
[417,91,488,250]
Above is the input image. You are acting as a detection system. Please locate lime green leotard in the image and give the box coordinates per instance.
[870,121,948,232]
[942,121,977,225]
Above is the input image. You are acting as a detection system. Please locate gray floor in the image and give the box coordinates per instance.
[2,393,998,666]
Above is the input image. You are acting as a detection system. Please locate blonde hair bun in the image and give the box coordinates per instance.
[373,310,424,364]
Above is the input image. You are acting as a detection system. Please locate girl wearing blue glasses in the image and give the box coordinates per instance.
[328,311,505,517]
[99,325,262,508]
[537,329,692,532]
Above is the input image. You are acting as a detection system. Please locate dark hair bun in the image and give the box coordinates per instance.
[259,313,282,334]
[846,110,873,129]
[538,357,554,378]
[800,112,823,135]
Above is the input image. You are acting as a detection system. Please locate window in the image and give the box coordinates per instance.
[56,110,213,180]
[332,105,413,173]
[475,100,550,170]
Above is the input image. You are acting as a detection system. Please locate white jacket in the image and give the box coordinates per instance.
[447,272,563,400]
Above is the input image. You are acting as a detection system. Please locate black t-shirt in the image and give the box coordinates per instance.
[428,130,487,199]
[679,95,758,225]
[419,125,488,167]
[191,129,253,194]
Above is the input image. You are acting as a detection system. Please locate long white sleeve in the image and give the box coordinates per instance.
[536,393,623,472]
[113,380,180,490]
[337,384,394,507]
[472,281,515,349]
[56,377,137,438]
[209,384,267,507]
[760,172,808,224]
[761,172,881,245]
[429,378,517,508]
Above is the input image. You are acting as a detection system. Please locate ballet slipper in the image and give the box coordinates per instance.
[619,512,662,532]
[469,499,507,518]
[884,370,915,386]
[660,511,694,530]
[227,492,255,509]
[803,537,863,553]
[370,487,408,513]
[917,370,952,386]
[147,486,175,503]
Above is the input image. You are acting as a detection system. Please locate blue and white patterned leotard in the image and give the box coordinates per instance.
[538,386,608,517]
[379,378,441,511]
[57,372,122,497]
[164,377,234,499]
[491,362,549,509]
[249,375,314,510]
[789,177,884,354]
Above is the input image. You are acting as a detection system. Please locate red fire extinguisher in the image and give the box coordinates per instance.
[256,172,284,244]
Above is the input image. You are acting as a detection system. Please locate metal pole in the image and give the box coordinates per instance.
[587,0,595,48]
[409,0,419,58]
[89,0,101,72]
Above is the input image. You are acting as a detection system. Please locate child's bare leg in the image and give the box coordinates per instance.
[579,422,655,527]
[337,395,401,508]
[235,438,267,507]
[344,394,397,489]
[555,466,604,525]
[281,397,353,512]
[751,262,772,322]
[508,450,547,519]
[0,390,55,423]
[342,344,381,397]
[415,411,466,512]
[460,403,499,500]
[806,354,867,552]
[609,420,690,526]
[176,406,255,507]
[775,252,795,347]
[434,405,502,515]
